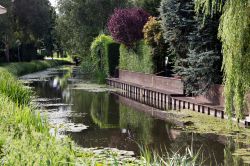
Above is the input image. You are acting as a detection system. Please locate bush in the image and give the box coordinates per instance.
[108,8,150,47]
[143,16,168,73]
[82,34,120,83]
[119,40,153,74]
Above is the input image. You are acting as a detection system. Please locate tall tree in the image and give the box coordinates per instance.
[177,16,222,95]
[133,0,161,16]
[195,0,250,120]
[56,0,130,57]
[13,0,55,60]
[159,0,222,95]
[159,0,196,70]
[0,0,15,62]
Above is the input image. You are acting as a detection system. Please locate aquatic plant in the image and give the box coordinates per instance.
[139,144,204,166]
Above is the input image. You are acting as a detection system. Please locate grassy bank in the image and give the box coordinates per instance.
[0,59,72,76]
[0,60,85,165]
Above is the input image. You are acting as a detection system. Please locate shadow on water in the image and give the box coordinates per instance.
[23,66,248,165]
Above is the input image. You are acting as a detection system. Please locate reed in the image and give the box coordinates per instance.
[139,144,205,166]
[0,69,32,105]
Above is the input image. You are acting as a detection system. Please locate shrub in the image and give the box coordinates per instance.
[143,16,167,73]
[90,34,114,76]
[108,8,150,47]
[119,40,153,74]
[82,34,120,83]
[143,17,164,47]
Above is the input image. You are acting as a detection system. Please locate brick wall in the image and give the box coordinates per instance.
[119,70,184,94]
[196,84,250,115]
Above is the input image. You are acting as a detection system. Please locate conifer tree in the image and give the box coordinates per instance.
[177,16,222,95]
[159,0,222,95]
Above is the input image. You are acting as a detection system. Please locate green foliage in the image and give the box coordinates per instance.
[0,60,71,76]
[143,16,167,73]
[88,34,119,83]
[176,15,222,95]
[143,17,164,47]
[0,69,32,106]
[0,0,57,62]
[0,60,70,105]
[220,0,250,119]
[56,0,130,57]
[133,0,161,16]
[195,0,250,119]
[159,0,194,61]
[90,34,114,75]
[119,40,154,74]
[0,95,80,165]
[140,145,204,165]
[160,0,222,94]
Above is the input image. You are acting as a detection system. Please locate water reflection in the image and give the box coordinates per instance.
[25,66,250,165]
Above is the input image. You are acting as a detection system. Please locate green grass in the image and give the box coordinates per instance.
[0,60,71,105]
[0,95,81,165]
[0,59,72,76]
[0,69,32,105]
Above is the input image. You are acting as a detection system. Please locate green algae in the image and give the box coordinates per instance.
[170,110,249,136]
[168,109,250,165]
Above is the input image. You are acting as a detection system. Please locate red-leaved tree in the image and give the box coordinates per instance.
[108,8,150,46]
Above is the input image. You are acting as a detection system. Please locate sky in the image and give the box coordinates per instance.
[49,0,57,7]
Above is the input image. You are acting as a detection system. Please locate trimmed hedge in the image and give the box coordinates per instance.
[119,40,153,74]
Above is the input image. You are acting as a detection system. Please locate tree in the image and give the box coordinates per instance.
[13,0,51,40]
[108,8,150,46]
[143,16,168,73]
[195,0,250,120]
[176,16,222,95]
[159,0,195,66]
[159,0,222,94]
[133,0,161,16]
[13,0,55,60]
[0,0,15,62]
[56,0,130,57]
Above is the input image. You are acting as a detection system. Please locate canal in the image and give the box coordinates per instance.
[20,66,247,165]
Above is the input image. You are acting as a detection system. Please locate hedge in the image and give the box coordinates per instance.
[119,40,153,74]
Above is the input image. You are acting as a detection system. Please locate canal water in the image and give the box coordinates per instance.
[20,66,246,165]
